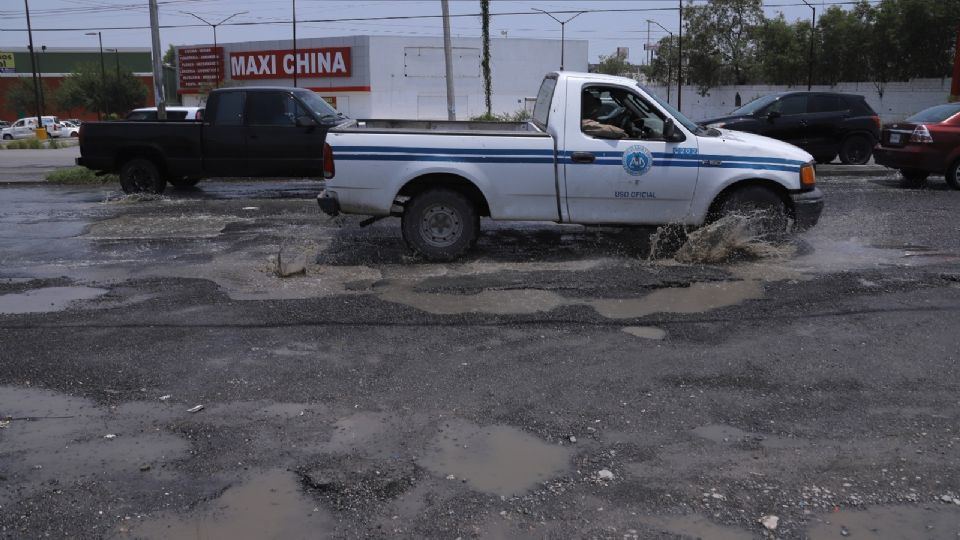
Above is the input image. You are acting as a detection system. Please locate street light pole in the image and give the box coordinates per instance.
[648,20,674,104]
[802,0,815,91]
[85,31,105,120]
[24,0,43,133]
[181,11,246,88]
[35,45,47,117]
[677,0,683,112]
[107,48,120,79]
[532,8,586,71]
[292,0,298,87]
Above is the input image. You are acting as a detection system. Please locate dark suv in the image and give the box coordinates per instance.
[701,92,881,164]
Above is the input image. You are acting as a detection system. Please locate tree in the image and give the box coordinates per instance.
[752,15,809,85]
[816,3,872,85]
[595,53,633,76]
[649,35,682,87]
[4,77,54,117]
[480,0,491,116]
[56,63,147,117]
[683,0,764,92]
[162,43,176,66]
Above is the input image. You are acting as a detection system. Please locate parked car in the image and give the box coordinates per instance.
[125,107,204,121]
[873,103,960,189]
[79,87,345,193]
[318,71,823,261]
[58,120,80,138]
[701,92,880,165]
[1,116,63,140]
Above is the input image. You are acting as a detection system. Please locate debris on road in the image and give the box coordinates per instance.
[186,405,204,413]
[597,469,614,481]
[760,515,779,531]
[158,394,171,401]
[103,434,117,439]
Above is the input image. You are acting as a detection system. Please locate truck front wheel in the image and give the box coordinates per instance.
[401,188,479,261]
[119,158,166,194]
[716,185,789,240]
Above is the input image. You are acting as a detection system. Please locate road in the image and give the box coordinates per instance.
[0,145,81,183]
[1,172,959,539]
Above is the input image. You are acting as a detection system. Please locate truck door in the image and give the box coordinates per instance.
[564,84,700,224]
[203,90,248,176]
[245,91,318,177]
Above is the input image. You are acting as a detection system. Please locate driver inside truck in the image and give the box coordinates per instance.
[581,91,627,139]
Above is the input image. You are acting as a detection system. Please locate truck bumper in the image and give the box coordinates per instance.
[790,187,824,231]
[317,190,341,217]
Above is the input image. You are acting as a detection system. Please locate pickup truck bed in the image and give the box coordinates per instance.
[343,119,544,135]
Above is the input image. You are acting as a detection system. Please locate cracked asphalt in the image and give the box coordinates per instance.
[1,172,959,539]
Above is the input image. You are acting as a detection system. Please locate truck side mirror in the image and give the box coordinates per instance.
[296,115,318,128]
[663,118,683,142]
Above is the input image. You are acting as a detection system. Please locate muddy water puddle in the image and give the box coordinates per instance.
[0,285,107,314]
[639,514,752,539]
[621,326,667,340]
[806,504,960,539]
[126,469,332,539]
[419,420,570,496]
[86,214,247,239]
[0,387,188,501]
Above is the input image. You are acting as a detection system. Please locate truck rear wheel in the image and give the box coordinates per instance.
[716,185,789,240]
[119,158,166,194]
[401,188,478,261]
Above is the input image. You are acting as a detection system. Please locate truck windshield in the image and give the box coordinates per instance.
[297,92,347,124]
[638,84,705,135]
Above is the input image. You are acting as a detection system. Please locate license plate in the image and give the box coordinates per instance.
[889,133,902,144]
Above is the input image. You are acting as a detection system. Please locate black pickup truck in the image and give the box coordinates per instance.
[77,86,343,193]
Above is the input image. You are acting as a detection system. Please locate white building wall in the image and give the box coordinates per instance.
[646,78,953,123]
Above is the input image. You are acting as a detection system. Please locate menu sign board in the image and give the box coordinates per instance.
[177,47,223,91]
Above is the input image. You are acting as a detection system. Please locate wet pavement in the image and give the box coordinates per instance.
[1,173,959,538]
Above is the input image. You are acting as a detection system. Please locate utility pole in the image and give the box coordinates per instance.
[532,8,586,71]
[441,0,456,120]
[677,0,683,112]
[292,0,298,87]
[181,11,246,88]
[107,48,120,79]
[646,20,651,66]
[802,0,815,91]
[84,32,105,120]
[148,0,166,120]
[24,0,44,137]
[648,20,673,104]
[34,45,46,117]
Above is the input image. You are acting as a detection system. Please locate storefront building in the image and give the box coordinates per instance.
[176,35,587,119]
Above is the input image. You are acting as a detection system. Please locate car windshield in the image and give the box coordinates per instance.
[906,103,960,123]
[730,94,780,116]
[638,84,706,135]
[296,92,345,123]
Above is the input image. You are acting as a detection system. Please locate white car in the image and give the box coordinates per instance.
[57,120,80,138]
[1,116,63,140]
[125,107,204,121]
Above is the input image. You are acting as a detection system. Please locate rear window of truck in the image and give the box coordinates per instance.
[532,77,557,130]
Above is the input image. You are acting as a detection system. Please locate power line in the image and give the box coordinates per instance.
[0,1,879,32]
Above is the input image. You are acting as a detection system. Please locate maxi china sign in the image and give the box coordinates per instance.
[230,47,351,80]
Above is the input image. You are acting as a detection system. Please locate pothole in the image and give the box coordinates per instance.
[0,286,107,314]
[126,469,332,539]
[418,420,571,496]
[86,214,245,239]
[806,504,960,539]
[621,326,667,340]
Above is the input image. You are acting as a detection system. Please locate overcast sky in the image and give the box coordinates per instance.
[2,0,863,64]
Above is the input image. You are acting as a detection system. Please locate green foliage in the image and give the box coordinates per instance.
[3,77,55,117]
[162,44,176,66]
[595,54,634,76]
[55,63,148,117]
[469,109,531,122]
[672,0,960,92]
[46,166,116,184]
[480,0,492,116]
[649,35,681,87]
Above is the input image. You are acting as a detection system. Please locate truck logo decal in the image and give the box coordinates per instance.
[622,145,653,176]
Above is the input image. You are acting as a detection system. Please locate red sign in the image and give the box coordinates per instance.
[230,47,351,80]
[178,47,224,92]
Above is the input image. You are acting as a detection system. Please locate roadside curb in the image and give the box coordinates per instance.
[817,165,893,178]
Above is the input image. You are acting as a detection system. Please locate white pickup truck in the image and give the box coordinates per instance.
[317,71,823,261]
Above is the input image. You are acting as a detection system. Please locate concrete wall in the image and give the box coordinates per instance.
[645,78,953,124]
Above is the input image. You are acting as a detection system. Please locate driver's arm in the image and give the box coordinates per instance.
[582,118,627,139]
